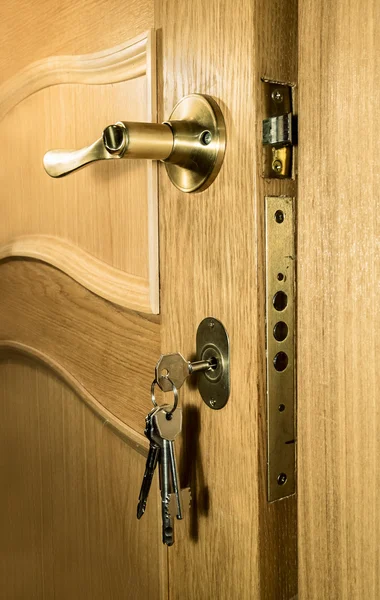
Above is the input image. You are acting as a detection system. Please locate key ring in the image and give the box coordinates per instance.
[151,376,179,416]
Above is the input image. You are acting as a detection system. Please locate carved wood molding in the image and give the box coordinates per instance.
[0,31,151,121]
[0,30,159,314]
[0,340,148,457]
[0,235,152,313]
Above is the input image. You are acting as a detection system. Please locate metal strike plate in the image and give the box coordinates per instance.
[196,317,230,409]
[265,197,296,501]
[262,81,294,179]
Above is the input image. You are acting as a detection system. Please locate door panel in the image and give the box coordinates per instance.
[0,1,299,598]
[0,353,165,599]
[0,32,159,314]
[0,0,154,82]
[157,0,297,598]
[298,0,380,597]
[0,260,160,431]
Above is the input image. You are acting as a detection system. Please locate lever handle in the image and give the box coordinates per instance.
[43,94,226,192]
[43,122,173,178]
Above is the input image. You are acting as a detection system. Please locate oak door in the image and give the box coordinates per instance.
[0,1,297,599]
[298,0,380,598]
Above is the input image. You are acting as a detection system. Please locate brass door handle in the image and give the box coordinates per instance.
[43,94,226,193]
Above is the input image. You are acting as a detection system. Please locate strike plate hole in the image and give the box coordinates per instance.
[277,272,285,281]
[278,403,286,412]
[275,210,285,223]
[273,351,288,372]
[273,291,288,311]
[273,321,288,342]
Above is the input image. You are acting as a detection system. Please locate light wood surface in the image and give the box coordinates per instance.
[0,31,159,313]
[0,341,149,456]
[298,0,380,598]
[0,32,151,120]
[0,0,301,598]
[0,0,154,84]
[157,0,298,597]
[0,259,160,432]
[0,354,165,600]
[0,235,152,314]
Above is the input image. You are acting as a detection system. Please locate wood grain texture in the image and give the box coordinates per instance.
[0,355,165,599]
[0,31,159,314]
[0,31,151,120]
[0,235,152,314]
[0,0,154,84]
[0,341,149,457]
[157,0,297,597]
[298,0,380,598]
[0,259,160,433]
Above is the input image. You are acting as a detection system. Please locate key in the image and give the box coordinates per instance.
[136,406,161,519]
[151,405,183,547]
[168,487,192,519]
[155,352,214,393]
[154,407,184,520]
[151,406,178,545]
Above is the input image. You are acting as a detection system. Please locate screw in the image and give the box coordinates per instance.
[272,89,284,103]
[209,397,217,408]
[273,160,283,173]
[208,320,215,328]
[201,131,212,145]
[277,473,287,486]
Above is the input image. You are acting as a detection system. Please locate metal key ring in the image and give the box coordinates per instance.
[151,376,179,416]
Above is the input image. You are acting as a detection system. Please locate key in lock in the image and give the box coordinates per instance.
[155,352,217,392]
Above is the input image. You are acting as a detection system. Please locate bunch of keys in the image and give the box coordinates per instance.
[137,375,190,546]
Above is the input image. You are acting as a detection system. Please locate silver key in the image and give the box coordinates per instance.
[151,406,182,545]
[168,487,192,519]
[155,352,215,392]
[136,406,161,519]
[155,407,183,519]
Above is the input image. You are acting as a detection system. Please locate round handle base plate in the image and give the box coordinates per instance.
[164,94,226,193]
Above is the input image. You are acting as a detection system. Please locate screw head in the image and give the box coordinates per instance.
[272,159,283,173]
[277,473,287,486]
[200,130,212,145]
[209,397,217,408]
[272,89,284,103]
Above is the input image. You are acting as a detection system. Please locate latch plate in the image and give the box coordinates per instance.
[265,196,296,501]
[262,82,294,179]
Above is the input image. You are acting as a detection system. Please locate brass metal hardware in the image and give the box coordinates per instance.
[265,196,296,501]
[43,94,226,193]
[262,82,294,179]
[196,317,230,410]
[155,318,230,410]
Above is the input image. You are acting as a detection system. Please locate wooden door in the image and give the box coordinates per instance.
[0,1,297,599]
[298,0,379,598]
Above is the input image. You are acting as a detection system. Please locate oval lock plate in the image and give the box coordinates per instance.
[196,317,230,409]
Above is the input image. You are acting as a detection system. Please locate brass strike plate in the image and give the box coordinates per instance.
[196,317,230,409]
[265,197,296,501]
[262,82,294,179]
